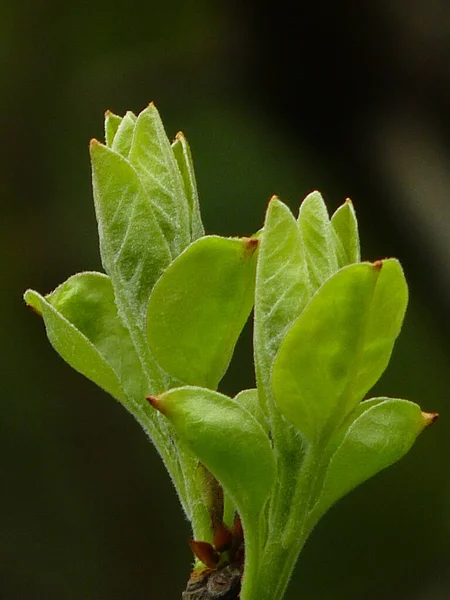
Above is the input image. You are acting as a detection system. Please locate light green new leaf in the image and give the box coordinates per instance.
[90,140,171,330]
[234,389,269,436]
[24,272,148,403]
[310,398,432,521]
[104,111,122,147]
[254,198,311,403]
[150,386,276,597]
[171,132,204,241]
[298,191,338,289]
[147,235,258,389]
[331,199,360,267]
[111,111,136,158]
[129,103,190,258]
[272,260,408,443]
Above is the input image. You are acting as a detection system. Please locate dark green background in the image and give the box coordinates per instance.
[3,2,450,598]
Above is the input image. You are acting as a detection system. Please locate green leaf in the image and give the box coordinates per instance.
[90,139,171,330]
[25,274,196,520]
[297,191,338,289]
[234,389,268,436]
[147,235,258,389]
[129,103,190,257]
[254,198,311,406]
[272,260,408,443]
[24,273,141,403]
[111,110,136,158]
[104,110,122,147]
[331,199,360,267]
[149,386,276,597]
[310,399,432,521]
[171,131,204,241]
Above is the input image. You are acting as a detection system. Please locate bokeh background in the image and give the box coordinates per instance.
[3,1,450,598]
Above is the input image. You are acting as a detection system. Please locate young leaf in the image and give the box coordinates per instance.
[297,191,338,289]
[104,110,122,147]
[25,274,194,520]
[148,386,276,596]
[331,199,360,267]
[310,399,434,521]
[234,389,268,436]
[171,131,204,241]
[147,235,258,389]
[24,275,131,403]
[111,110,137,158]
[272,260,408,443]
[254,198,311,404]
[90,140,171,330]
[129,103,191,257]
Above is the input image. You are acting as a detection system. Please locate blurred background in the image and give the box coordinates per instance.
[2,1,450,598]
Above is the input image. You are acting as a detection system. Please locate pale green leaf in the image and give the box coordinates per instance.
[311,398,430,521]
[272,260,408,443]
[254,198,311,403]
[298,191,338,289]
[24,278,127,403]
[331,199,360,267]
[129,103,190,257]
[104,111,122,147]
[111,111,136,158]
[147,235,258,389]
[90,140,171,330]
[234,389,268,435]
[171,132,204,241]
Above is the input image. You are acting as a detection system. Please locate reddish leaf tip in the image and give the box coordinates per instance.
[89,138,101,150]
[26,303,42,317]
[344,197,354,206]
[175,131,185,141]
[189,539,220,569]
[422,411,439,428]
[372,260,383,271]
[104,109,112,118]
[146,395,166,415]
[243,236,259,256]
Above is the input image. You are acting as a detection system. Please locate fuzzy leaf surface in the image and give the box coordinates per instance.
[171,132,204,240]
[234,389,268,436]
[129,104,190,257]
[147,236,258,389]
[104,111,122,147]
[272,260,408,443]
[24,273,147,402]
[331,199,360,267]
[254,198,310,403]
[90,140,171,330]
[111,111,136,158]
[311,398,429,520]
[297,191,338,289]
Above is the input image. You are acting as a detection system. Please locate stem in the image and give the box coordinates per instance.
[247,447,321,600]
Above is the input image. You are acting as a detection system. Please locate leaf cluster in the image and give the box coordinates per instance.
[25,104,435,600]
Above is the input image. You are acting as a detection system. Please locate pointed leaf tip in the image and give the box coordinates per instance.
[422,411,439,428]
[24,289,42,316]
[243,236,259,255]
[189,539,219,569]
[372,260,383,271]
[146,395,166,414]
